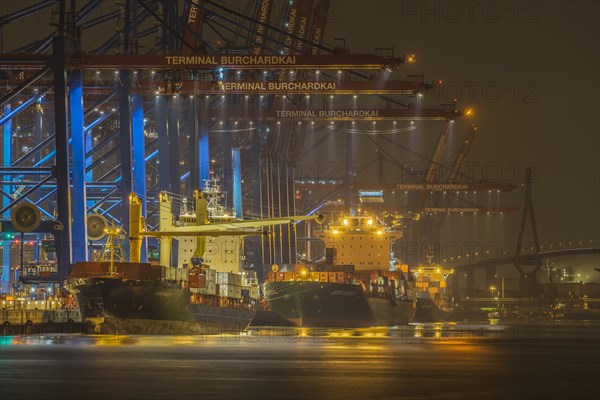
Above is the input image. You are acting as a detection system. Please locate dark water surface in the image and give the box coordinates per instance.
[1,322,599,400]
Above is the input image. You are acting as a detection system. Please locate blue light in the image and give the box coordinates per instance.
[358,191,384,197]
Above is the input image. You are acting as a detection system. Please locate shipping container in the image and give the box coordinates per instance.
[219,284,242,299]
[165,267,188,281]
[205,268,217,282]
[217,271,242,286]
[152,266,166,279]
[199,281,217,295]
[283,272,295,281]
[233,273,242,286]
[188,274,207,289]
[249,285,260,299]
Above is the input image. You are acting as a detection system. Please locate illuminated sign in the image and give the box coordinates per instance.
[274,109,379,118]
[176,79,431,94]
[219,81,336,91]
[396,184,470,191]
[61,54,405,69]
[165,55,297,66]
[205,108,460,121]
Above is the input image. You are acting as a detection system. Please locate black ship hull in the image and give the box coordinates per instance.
[367,297,414,326]
[64,277,255,334]
[250,309,294,326]
[265,281,414,328]
[412,297,452,323]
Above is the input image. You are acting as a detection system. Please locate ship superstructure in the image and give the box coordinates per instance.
[177,174,244,274]
[314,214,402,271]
[177,174,259,300]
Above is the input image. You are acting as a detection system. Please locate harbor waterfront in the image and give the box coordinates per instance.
[1,322,599,400]
[0,1,598,399]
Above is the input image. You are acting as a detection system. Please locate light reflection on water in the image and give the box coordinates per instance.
[0,322,598,400]
[2,320,599,347]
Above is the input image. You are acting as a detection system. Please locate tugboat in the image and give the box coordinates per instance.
[65,181,322,335]
[264,214,415,328]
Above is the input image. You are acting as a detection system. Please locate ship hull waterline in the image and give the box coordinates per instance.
[65,277,255,335]
[264,281,414,328]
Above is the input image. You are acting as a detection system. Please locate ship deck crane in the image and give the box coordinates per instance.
[128,192,324,264]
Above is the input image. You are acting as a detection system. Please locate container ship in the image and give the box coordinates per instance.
[411,260,455,323]
[65,177,321,334]
[264,214,416,328]
[65,262,255,334]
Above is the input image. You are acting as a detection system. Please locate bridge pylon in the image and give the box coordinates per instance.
[515,167,543,297]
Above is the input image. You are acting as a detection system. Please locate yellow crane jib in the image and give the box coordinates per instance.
[128,190,324,264]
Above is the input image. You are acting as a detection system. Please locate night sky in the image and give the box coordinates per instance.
[325,0,599,276]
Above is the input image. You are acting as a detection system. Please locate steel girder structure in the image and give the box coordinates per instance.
[1,0,464,288]
[0,0,163,287]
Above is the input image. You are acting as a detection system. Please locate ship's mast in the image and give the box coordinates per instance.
[101,226,125,276]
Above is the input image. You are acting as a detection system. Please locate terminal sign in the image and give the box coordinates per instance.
[166,55,297,66]
[218,81,336,92]
[396,184,470,191]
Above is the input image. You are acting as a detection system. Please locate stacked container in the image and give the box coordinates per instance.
[216,272,243,299]
[199,268,217,295]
